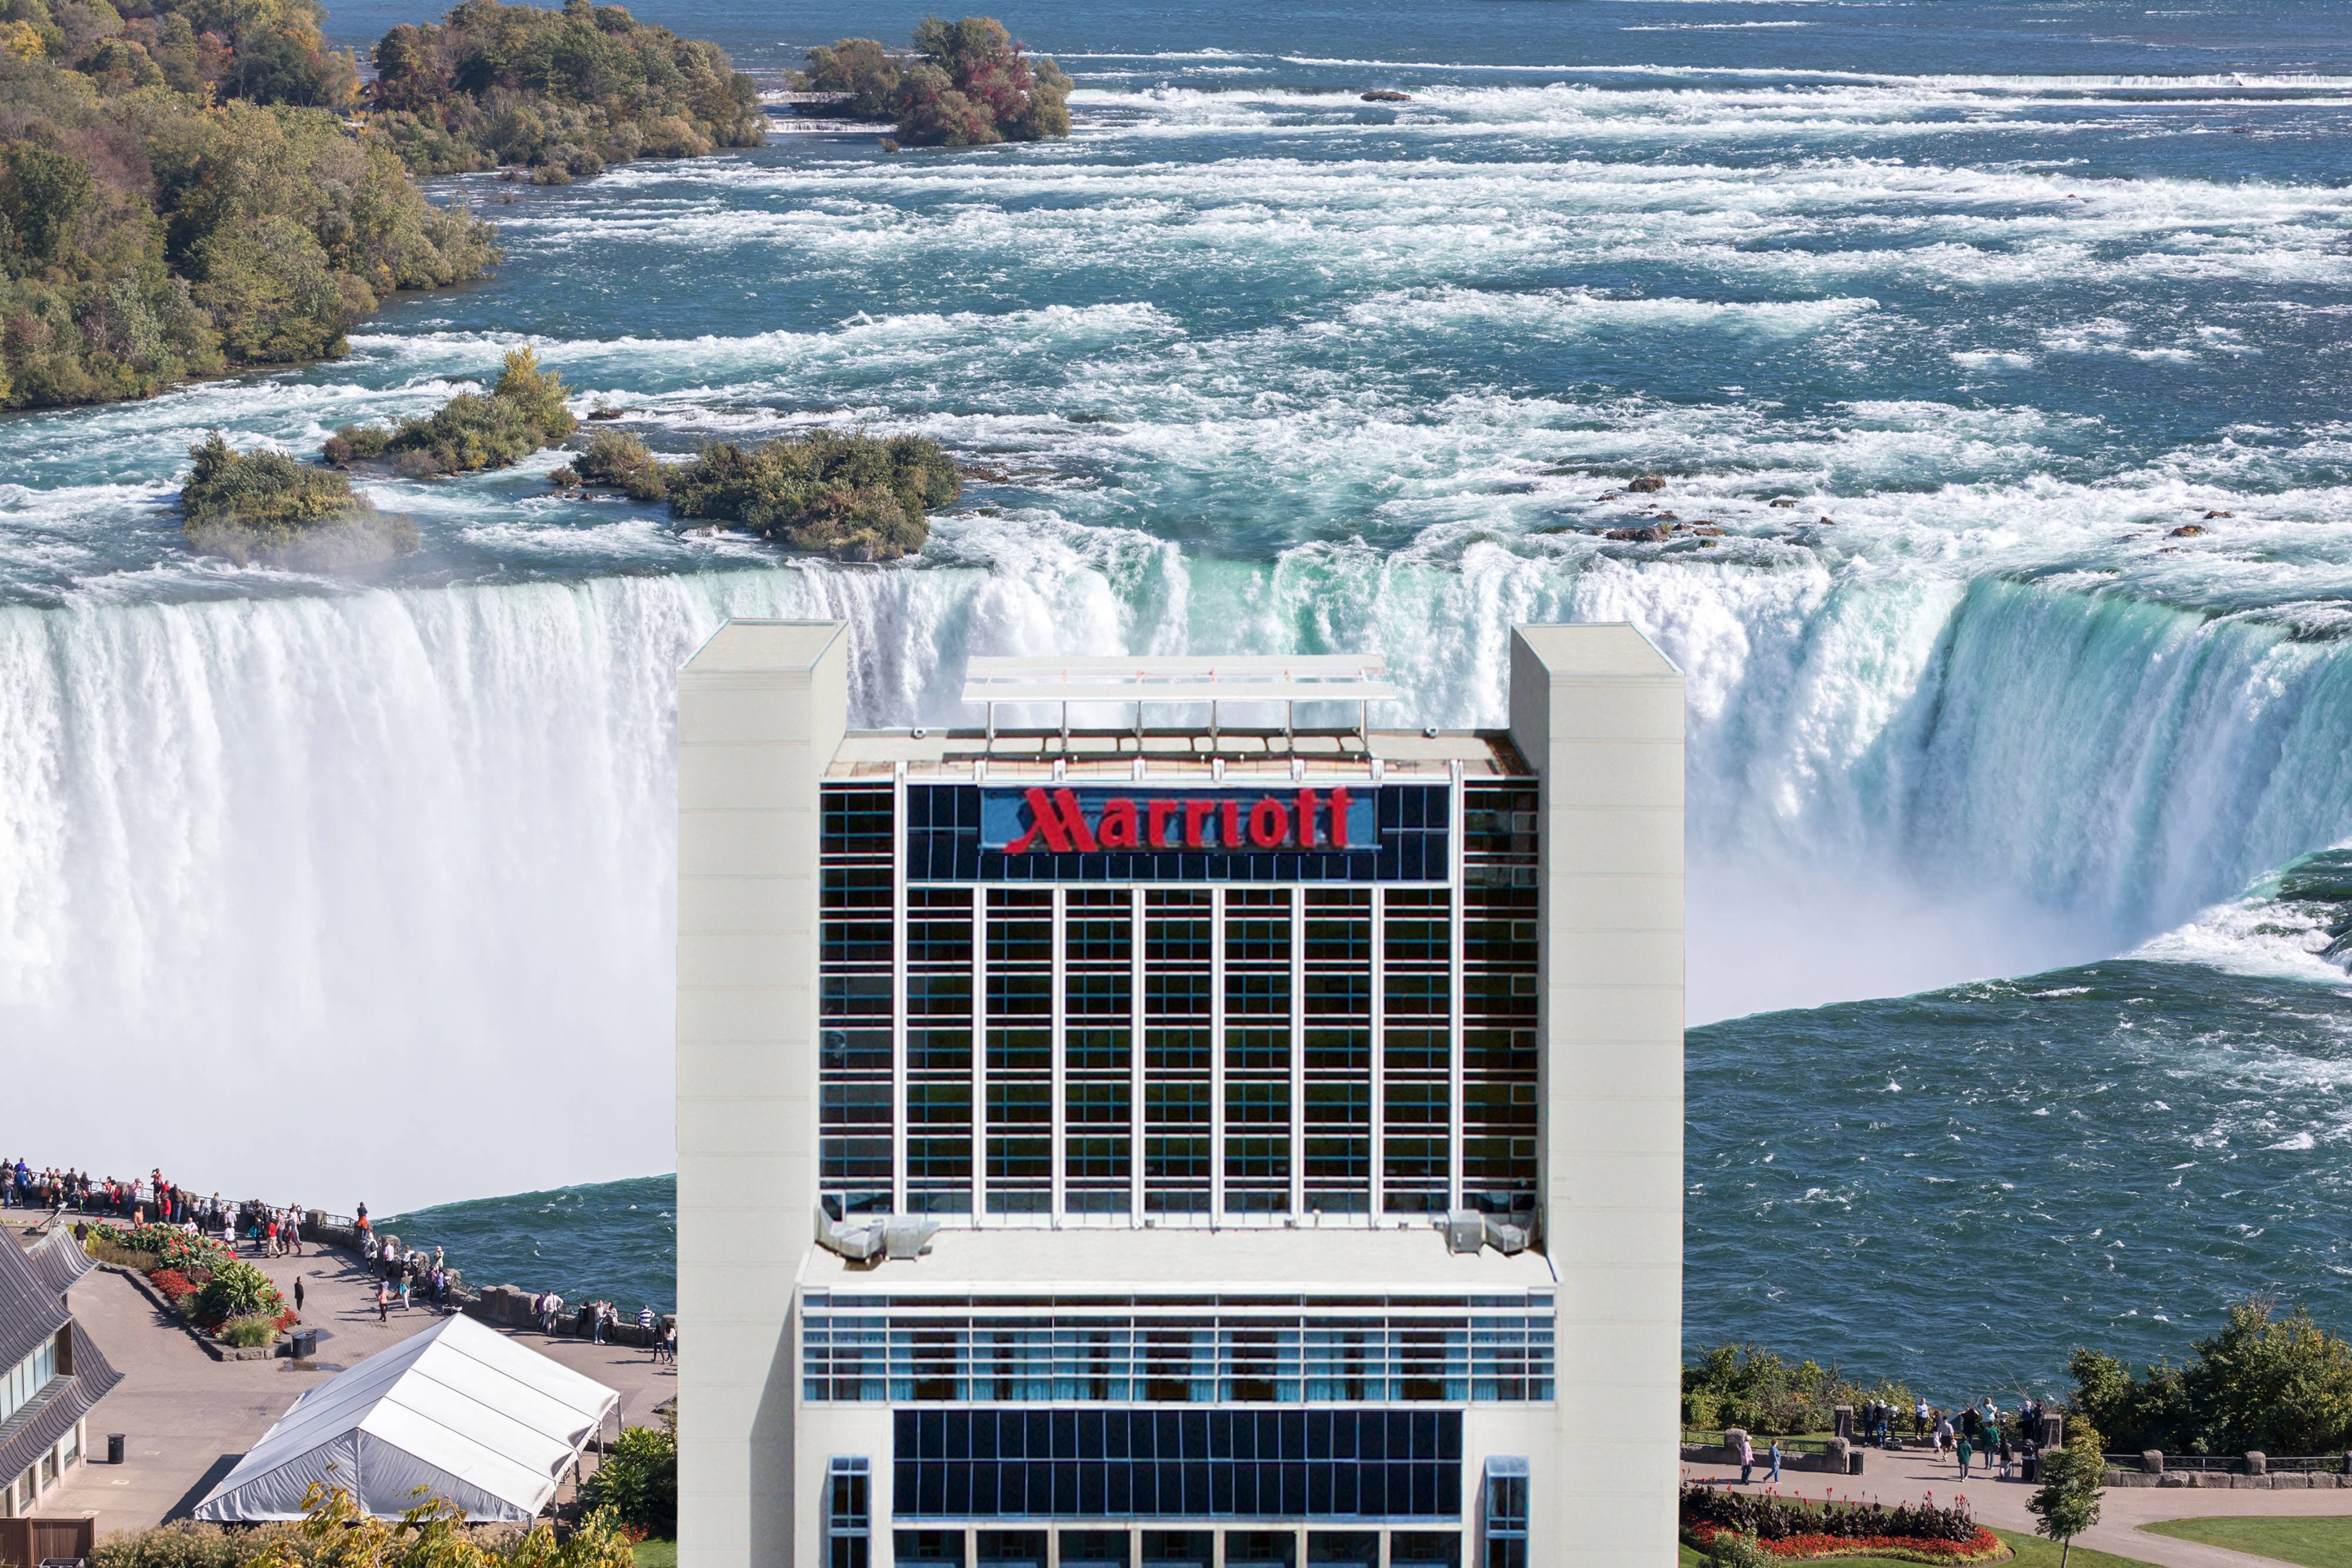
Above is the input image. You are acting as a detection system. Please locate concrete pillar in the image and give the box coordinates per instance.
[1508,623,1684,1568]
[2142,1450,2164,1476]
[676,620,850,1568]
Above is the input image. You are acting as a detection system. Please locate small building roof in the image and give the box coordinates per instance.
[193,1313,618,1523]
[799,1225,1556,1299]
[0,1222,119,1492]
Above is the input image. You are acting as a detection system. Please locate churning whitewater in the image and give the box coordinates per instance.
[2,0,2350,1380]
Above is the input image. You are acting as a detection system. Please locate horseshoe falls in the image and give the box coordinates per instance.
[6,0,2352,1390]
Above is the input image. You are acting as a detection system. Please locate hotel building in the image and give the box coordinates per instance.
[676,623,1683,1568]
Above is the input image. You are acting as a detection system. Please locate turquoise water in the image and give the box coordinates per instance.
[4,0,2351,1396]
[385,1174,678,1313]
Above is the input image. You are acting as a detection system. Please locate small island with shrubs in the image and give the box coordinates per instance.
[369,0,765,182]
[327,346,576,476]
[800,16,1070,146]
[556,426,959,561]
[179,434,418,568]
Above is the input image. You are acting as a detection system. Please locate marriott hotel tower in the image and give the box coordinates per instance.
[675,623,1684,1568]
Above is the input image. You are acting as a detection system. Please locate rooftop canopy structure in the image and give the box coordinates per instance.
[193,1314,617,1523]
[960,653,1401,747]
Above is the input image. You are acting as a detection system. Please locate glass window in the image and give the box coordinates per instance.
[1482,1457,1529,1568]
[825,1456,869,1568]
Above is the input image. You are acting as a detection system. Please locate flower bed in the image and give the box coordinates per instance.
[1688,1521,2007,1563]
[147,1268,200,1305]
[1683,1483,2004,1563]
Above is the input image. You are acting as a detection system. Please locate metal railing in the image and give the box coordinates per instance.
[1683,1431,1839,1456]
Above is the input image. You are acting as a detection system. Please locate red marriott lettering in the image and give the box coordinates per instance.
[1004,787,1354,854]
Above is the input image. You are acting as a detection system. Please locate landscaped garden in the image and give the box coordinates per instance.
[85,1223,295,1350]
[1681,1481,2002,1563]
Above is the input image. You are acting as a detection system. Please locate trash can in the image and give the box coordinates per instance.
[290,1329,318,1359]
[2021,1453,2039,1483]
[106,1433,125,1465]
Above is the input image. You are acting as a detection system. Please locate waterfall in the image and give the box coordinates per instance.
[4,551,2347,1209]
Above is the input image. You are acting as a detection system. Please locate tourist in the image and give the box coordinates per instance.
[293,1276,305,1316]
[590,1302,607,1345]
[1956,1433,1973,1481]
[399,1272,412,1312]
[660,1322,677,1365]
[376,1279,391,1323]
[1997,1430,2014,1480]
[545,1292,564,1336]
[638,1303,655,1348]
[1768,1439,1783,1485]
[1935,1412,1954,1461]
[1738,1432,1754,1485]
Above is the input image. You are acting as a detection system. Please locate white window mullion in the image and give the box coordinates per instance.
[892,761,908,1218]
[1130,884,1146,1226]
[1210,885,1227,1223]
[1051,887,1068,1225]
[1289,882,1305,1219]
[1370,883,1386,1224]
[1448,758,1468,1214]
[973,890,989,1226]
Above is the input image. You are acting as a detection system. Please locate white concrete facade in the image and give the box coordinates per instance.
[676,620,1684,1568]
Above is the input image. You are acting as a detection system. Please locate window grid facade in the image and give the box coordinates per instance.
[816,773,1541,1227]
[802,1298,1555,1405]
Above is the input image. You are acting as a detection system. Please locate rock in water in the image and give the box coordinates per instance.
[1361,89,1411,102]
[2171,524,2206,537]
[1627,474,1668,493]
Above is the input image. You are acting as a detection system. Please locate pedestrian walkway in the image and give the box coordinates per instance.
[1685,1448,2352,1568]
[10,1219,676,1539]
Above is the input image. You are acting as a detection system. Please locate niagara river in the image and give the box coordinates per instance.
[4,0,2351,1395]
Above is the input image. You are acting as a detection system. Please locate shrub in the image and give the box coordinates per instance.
[368,0,763,179]
[217,1313,278,1349]
[1681,1343,1913,1438]
[235,1481,634,1568]
[663,429,958,560]
[1680,1483,1982,1549]
[1708,1532,1772,1568]
[330,347,575,477]
[192,1260,286,1328]
[105,1223,234,1277]
[801,16,1070,146]
[574,427,667,501]
[92,1520,259,1568]
[179,433,418,566]
[86,1238,159,1272]
[579,1412,676,1537]
[2068,1296,2352,1456]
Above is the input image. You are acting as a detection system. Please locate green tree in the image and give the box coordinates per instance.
[578,1409,676,1536]
[2067,1297,2352,1456]
[663,428,958,560]
[2028,1432,2104,1568]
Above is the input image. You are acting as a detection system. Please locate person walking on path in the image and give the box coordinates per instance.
[376,1279,392,1324]
[1998,1430,2014,1480]
[398,1272,412,1312]
[293,1276,305,1317]
[1956,1433,1974,1481]
[659,1321,676,1365]
[1768,1440,1783,1486]
[1738,1433,1755,1486]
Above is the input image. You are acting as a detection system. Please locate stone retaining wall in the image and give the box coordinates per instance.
[2103,1470,2351,1489]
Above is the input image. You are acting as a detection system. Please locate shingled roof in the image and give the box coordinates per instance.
[0,1222,119,1489]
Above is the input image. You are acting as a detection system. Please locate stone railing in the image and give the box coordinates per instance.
[2103,1450,2352,1489]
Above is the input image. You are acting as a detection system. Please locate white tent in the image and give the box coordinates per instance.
[193,1313,621,1523]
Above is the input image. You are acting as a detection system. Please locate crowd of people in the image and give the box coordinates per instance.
[5,1158,315,1252]
[1732,1394,2058,1486]
[11,1155,674,1364]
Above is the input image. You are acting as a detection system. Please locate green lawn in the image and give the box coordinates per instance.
[2141,1517,2352,1568]
[630,1540,676,1568]
[1676,1528,2166,1568]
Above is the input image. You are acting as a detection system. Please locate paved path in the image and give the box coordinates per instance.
[15,1219,675,1538]
[1688,1449,2352,1568]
